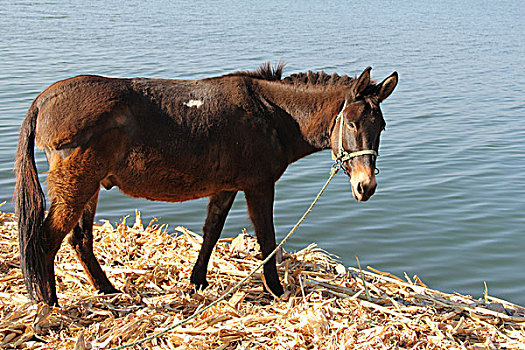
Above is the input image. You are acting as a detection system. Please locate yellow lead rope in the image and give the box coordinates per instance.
[109,166,340,350]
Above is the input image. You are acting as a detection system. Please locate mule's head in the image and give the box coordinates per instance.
[331,67,398,201]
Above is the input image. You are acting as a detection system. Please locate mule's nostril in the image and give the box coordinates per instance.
[357,182,364,195]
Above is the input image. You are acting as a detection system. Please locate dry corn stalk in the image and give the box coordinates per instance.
[0,210,523,349]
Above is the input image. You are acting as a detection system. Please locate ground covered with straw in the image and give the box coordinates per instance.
[1,208,524,349]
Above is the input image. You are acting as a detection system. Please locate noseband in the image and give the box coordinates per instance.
[332,100,379,174]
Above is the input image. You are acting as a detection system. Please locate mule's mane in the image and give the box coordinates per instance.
[228,62,365,87]
[227,61,285,81]
[281,71,355,86]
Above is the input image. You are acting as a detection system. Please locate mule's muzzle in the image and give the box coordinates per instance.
[350,164,377,202]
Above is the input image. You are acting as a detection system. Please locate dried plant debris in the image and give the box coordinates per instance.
[0,209,524,349]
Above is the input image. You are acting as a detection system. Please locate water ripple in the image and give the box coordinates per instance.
[1,0,524,305]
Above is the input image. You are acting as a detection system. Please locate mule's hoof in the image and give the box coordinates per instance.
[190,269,209,292]
[191,280,209,294]
[264,280,284,298]
[270,283,284,297]
[34,292,59,307]
[99,287,121,295]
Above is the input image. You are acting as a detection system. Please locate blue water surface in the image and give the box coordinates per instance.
[0,0,523,304]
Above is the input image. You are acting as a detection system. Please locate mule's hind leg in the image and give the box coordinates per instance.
[38,192,98,305]
[190,191,237,290]
[36,149,106,305]
[69,190,119,294]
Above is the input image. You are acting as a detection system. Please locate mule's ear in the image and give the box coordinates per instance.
[378,72,398,102]
[352,66,372,98]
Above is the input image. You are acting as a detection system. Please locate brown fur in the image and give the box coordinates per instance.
[14,63,398,305]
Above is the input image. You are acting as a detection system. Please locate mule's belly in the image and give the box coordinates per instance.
[107,158,238,202]
[110,174,228,202]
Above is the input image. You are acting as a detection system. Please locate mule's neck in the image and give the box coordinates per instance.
[257,81,346,152]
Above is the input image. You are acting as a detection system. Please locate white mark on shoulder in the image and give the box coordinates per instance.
[184,99,203,108]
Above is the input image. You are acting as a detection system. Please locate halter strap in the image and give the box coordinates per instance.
[331,100,379,162]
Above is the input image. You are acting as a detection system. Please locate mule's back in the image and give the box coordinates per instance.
[35,74,277,147]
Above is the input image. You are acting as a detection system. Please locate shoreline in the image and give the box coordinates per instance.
[1,210,524,349]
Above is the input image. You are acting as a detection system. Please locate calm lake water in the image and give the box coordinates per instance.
[1,0,524,304]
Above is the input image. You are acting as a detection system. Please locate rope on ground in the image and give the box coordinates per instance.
[109,166,340,350]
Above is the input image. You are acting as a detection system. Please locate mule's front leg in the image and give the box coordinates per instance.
[191,191,237,290]
[245,184,284,297]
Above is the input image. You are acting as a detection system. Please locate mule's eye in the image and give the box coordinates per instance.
[346,121,357,131]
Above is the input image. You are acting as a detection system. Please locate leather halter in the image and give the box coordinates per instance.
[331,100,379,162]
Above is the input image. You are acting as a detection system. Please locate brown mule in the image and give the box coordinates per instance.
[14,63,398,305]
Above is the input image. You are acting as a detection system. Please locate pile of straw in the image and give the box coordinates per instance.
[1,207,524,349]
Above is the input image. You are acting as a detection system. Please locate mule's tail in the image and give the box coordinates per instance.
[14,102,46,301]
